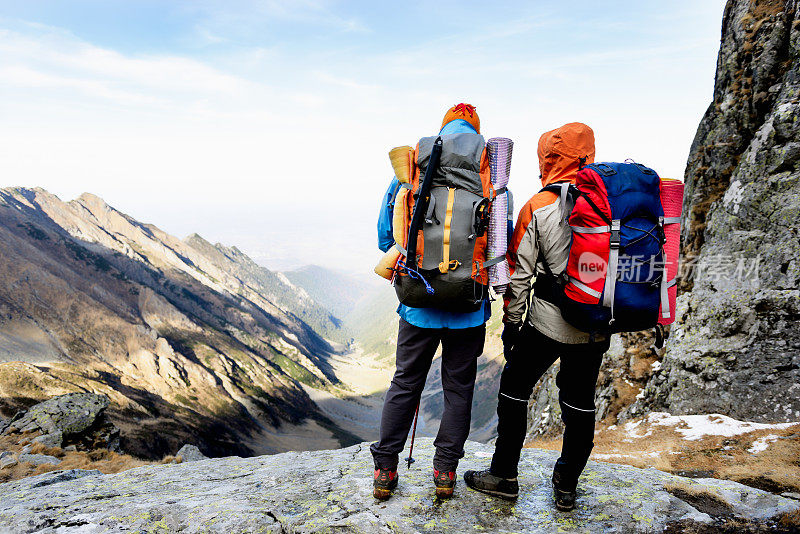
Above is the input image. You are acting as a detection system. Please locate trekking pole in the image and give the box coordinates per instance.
[406,403,420,469]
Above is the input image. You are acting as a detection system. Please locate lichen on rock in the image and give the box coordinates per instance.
[624,0,800,424]
[0,438,796,533]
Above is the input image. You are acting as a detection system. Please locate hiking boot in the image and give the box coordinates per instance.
[552,466,577,511]
[433,469,456,498]
[463,469,519,500]
[373,467,398,500]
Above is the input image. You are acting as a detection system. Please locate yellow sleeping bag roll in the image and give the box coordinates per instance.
[389,146,414,184]
[374,186,410,279]
[375,146,415,280]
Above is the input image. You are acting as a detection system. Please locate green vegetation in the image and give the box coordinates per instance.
[268,352,325,389]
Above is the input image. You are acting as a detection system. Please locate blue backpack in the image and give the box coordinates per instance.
[536,162,675,342]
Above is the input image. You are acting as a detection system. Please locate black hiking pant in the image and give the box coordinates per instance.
[490,324,609,484]
[370,319,485,472]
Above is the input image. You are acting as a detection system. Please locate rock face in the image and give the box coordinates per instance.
[624,0,800,423]
[6,393,108,436]
[520,0,800,437]
[0,438,796,534]
[0,188,359,459]
[3,393,119,451]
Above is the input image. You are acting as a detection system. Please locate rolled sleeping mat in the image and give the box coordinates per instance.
[374,187,411,280]
[392,187,410,244]
[486,137,513,293]
[389,146,414,184]
[375,246,401,280]
[659,178,684,325]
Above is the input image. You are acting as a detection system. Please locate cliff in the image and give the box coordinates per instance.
[524,0,800,440]
[624,0,800,423]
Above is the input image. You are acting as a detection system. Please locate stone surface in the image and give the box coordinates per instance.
[0,456,17,469]
[6,393,109,437]
[32,431,63,449]
[17,453,60,466]
[175,444,207,462]
[0,439,796,534]
[624,0,800,423]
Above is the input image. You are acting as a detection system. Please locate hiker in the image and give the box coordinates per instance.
[464,123,611,511]
[371,103,496,500]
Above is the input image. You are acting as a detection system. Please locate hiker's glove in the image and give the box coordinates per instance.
[501,322,522,355]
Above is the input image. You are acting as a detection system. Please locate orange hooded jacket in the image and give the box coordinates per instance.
[503,122,596,342]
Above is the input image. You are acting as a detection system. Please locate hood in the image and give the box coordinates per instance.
[538,122,595,186]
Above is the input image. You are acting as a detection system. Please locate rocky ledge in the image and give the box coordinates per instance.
[0,439,797,533]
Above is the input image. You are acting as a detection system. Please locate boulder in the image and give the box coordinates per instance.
[6,393,109,436]
[0,456,17,469]
[176,444,207,462]
[33,431,63,449]
[17,453,60,466]
[0,439,796,533]
[4,393,120,451]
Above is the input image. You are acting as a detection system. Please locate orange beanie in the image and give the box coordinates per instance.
[441,103,480,134]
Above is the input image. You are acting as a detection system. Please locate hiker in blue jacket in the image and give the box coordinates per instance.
[371,104,490,500]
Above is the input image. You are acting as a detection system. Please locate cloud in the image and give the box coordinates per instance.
[185,0,369,42]
[0,2,727,271]
[313,71,379,91]
[0,25,251,106]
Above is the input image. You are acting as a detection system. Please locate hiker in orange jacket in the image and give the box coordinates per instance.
[464,123,611,511]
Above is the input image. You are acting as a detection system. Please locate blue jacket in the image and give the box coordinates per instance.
[377,119,490,329]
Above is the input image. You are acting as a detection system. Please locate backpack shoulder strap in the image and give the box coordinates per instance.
[540,182,578,226]
[542,182,611,225]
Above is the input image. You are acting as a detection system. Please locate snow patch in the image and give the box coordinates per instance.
[748,435,780,454]
[634,412,798,441]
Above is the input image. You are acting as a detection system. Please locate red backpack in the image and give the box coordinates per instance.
[535,162,683,344]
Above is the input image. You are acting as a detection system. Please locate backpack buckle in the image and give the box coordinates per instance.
[592,163,617,177]
[610,220,621,247]
[633,163,656,175]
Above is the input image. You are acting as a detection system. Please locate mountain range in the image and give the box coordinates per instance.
[0,187,375,459]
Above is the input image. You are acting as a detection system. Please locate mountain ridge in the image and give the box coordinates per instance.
[0,186,361,459]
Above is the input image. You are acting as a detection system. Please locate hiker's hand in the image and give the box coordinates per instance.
[501,322,522,355]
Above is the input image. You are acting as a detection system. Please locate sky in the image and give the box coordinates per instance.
[0,0,727,277]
